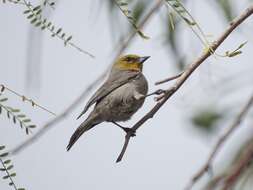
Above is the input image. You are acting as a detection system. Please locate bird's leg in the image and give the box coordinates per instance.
[112,121,136,137]
[145,89,166,98]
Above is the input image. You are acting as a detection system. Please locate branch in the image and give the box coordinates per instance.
[11,0,163,154]
[155,71,183,85]
[221,140,253,190]
[185,93,253,190]
[116,4,253,163]
[11,75,105,154]
[0,84,56,116]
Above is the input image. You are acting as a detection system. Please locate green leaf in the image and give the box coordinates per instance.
[0,85,5,92]
[7,111,10,118]
[0,145,5,150]
[11,109,20,113]
[0,98,8,102]
[64,36,72,46]
[0,152,9,157]
[35,21,42,27]
[27,14,34,19]
[13,116,16,124]
[23,10,31,14]
[25,128,29,135]
[33,5,41,11]
[17,114,26,118]
[3,175,9,179]
[22,119,31,123]
[56,28,62,34]
[30,18,37,24]
[7,165,13,170]
[9,173,16,177]
[4,160,11,164]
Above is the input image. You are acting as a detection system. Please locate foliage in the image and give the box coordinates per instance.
[113,0,150,39]
[2,0,94,58]
[191,109,223,133]
[0,145,25,190]
[0,93,36,135]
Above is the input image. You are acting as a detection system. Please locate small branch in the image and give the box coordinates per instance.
[11,74,105,154]
[116,4,253,163]
[184,93,253,190]
[0,84,56,116]
[155,71,183,85]
[221,140,253,190]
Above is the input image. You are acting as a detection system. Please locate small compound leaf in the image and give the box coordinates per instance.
[7,165,14,170]
[3,160,11,164]
[0,146,5,150]
[0,152,9,157]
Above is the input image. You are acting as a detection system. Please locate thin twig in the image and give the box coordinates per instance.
[0,84,56,116]
[185,93,253,190]
[221,140,253,190]
[155,71,184,85]
[11,75,105,154]
[11,0,164,154]
[221,139,253,190]
[116,4,253,163]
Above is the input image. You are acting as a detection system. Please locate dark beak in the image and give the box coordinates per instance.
[139,56,150,63]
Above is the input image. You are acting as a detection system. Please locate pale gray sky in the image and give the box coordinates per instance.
[1,0,253,190]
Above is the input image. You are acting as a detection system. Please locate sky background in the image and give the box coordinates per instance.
[1,0,253,189]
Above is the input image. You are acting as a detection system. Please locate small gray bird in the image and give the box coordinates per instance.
[67,54,150,151]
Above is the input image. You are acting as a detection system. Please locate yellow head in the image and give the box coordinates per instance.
[114,54,150,72]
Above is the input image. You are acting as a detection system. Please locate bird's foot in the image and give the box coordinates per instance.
[112,121,136,137]
[122,127,136,137]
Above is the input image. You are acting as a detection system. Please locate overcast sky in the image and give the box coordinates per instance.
[1,0,253,190]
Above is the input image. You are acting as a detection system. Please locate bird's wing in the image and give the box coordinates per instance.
[76,70,140,119]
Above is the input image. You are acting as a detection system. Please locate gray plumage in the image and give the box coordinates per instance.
[67,55,149,151]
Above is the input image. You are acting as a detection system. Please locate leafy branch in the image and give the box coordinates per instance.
[164,0,210,48]
[224,41,247,57]
[114,0,150,39]
[165,0,248,59]
[2,0,95,58]
[0,94,36,135]
[0,146,25,190]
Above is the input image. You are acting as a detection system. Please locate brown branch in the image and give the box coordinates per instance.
[185,93,253,190]
[155,71,184,85]
[11,0,163,154]
[11,76,105,154]
[0,84,56,116]
[222,141,253,190]
[116,4,253,163]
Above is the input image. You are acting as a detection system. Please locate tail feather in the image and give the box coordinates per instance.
[67,118,98,151]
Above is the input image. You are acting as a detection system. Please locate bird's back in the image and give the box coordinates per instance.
[93,72,148,122]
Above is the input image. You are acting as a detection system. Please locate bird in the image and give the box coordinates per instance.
[66,54,150,151]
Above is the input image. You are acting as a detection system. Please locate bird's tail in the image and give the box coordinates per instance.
[67,116,99,151]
